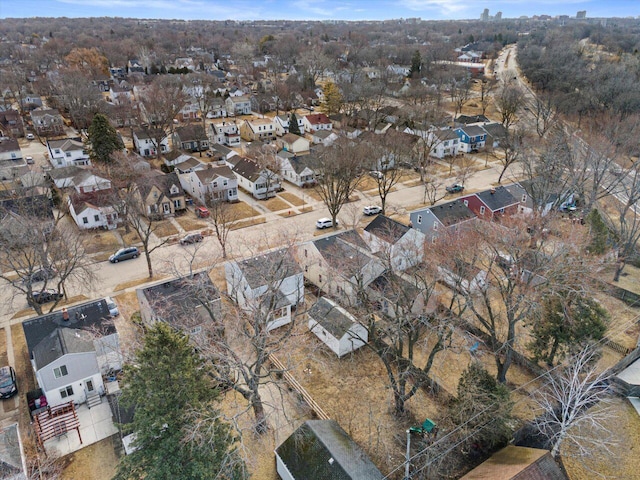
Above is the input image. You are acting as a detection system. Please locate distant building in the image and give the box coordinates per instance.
[481,8,489,21]
[494,11,502,20]
[576,10,586,19]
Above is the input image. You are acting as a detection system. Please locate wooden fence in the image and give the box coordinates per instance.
[269,354,330,421]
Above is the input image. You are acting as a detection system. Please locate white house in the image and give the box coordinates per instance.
[363,215,425,271]
[302,113,332,132]
[225,95,252,116]
[279,133,310,154]
[211,121,241,147]
[227,156,280,200]
[428,129,460,159]
[240,118,276,142]
[47,138,91,168]
[273,114,305,136]
[311,130,339,146]
[22,299,122,408]
[132,129,170,157]
[308,297,368,357]
[225,248,304,331]
[438,259,488,294]
[178,165,238,204]
[278,151,316,188]
[68,194,119,230]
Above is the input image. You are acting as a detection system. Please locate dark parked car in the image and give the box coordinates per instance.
[32,289,64,304]
[179,233,203,245]
[22,267,57,285]
[0,366,17,399]
[446,183,464,194]
[109,247,139,263]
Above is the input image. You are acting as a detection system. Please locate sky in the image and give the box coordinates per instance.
[1,0,638,21]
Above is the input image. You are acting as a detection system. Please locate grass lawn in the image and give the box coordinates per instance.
[263,197,290,212]
[113,276,160,292]
[279,191,305,206]
[118,228,141,246]
[82,231,121,255]
[153,220,179,238]
[175,216,208,232]
[304,188,324,201]
[229,201,259,220]
[232,217,266,230]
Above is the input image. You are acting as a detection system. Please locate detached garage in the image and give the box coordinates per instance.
[308,297,368,358]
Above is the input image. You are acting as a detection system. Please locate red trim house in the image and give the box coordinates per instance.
[460,186,520,220]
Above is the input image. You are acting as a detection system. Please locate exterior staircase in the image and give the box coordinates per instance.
[86,390,102,409]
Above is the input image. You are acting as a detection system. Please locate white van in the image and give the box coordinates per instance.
[316,218,338,229]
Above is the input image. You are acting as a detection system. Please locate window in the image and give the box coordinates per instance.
[304,265,308,273]
[479,206,485,215]
[189,326,202,335]
[499,208,505,214]
[304,249,308,258]
[54,365,68,378]
[433,223,438,231]
[463,200,469,207]
[65,152,71,157]
[213,181,218,188]
[417,215,422,224]
[318,274,322,283]
[82,217,88,224]
[94,214,99,222]
[59,385,74,398]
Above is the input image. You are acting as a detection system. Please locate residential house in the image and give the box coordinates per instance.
[225,248,304,331]
[127,59,145,74]
[209,143,239,163]
[297,230,385,306]
[132,129,170,157]
[68,193,119,230]
[47,138,91,168]
[503,180,565,217]
[439,258,488,294]
[308,297,368,357]
[22,299,122,408]
[136,272,222,343]
[211,121,241,147]
[227,156,280,200]
[207,98,227,119]
[454,114,489,126]
[363,215,425,271]
[428,129,460,158]
[30,109,64,137]
[278,151,316,188]
[0,137,25,180]
[273,114,305,136]
[276,420,384,480]
[21,95,44,111]
[179,165,238,204]
[178,100,200,122]
[410,199,477,242]
[163,151,194,169]
[387,64,411,78]
[279,133,310,154]
[225,95,252,116]
[137,171,186,218]
[311,130,339,146]
[368,272,440,320]
[240,118,276,142]
[108,82,133,104]
[48,166,102,190]
[172,125,209,152]
[0,194,55,239]
[0,109,25,137]
[302,113,332,132]
[173,156,205,174]
[481,122,508,149]
[460,186,519,219]
[460,446,566,480]
[454,125,487,152]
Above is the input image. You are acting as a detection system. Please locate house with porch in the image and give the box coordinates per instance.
[363,215,425,271]
[137,272,222,344]
[225,95,252,116]
[308,297,368,358]
[30,109,65,137]
[172,125,209,152]
[0,137,25,179]
[227,156,280,200]
[67,193,119,230]
[225,248,304,331]
[47,138,91,168]
[211,121,241,147]
[178,165,238,204]
[136,171,186,218]
[132,129,169,157]
[278,151,316,188]
[410,199,477,242]
[454,125,487,153]
[22,299,122,408]
[273,114,305,136]
[460,186,520,220]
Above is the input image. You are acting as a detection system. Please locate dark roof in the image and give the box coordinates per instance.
[460,446,566,480]
[458,125,487,137]
[428,200,476,227]
[175,124,207,142]
[481,122,508,140]
[236,248,301,290]
[230,157,264,183]
[369,273,420,304]
[138,272,220,327]
[364,215,410,243]
[308,297,357,338]
[282,153,315,175]
[276,420,383,480]
[195,165,235,183]
[23,299,115,357]
[209,143,233,157]
[0,137,19,154]
[313,231,371,277]
[0,194,54,222]
[455,114,489,124]
[32,328,95,370]
[475,186,519,211]
[434,129,459,141]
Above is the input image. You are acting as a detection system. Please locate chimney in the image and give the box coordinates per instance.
[62,307,69,322]
[490,188,496,194]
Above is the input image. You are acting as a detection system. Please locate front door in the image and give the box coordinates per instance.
[85,379,95,392]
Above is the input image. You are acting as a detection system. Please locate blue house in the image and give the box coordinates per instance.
[454,125,487,153]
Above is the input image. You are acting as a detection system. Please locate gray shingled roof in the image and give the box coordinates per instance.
[276,420,384,480]
[476,185,518,211]
[364,215,410,243]
[32,328,95,370]
[429,200,477,227]
[236,249,301,290]
[313,231,371,277]
[308,297,357,338]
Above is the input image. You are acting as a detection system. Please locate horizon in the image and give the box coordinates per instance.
[2,1,639,22]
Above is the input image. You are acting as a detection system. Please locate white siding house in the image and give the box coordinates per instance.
[308,297,368,357]
[178,166,238,205]
[47,138,91,168]
[363,215,425,271]
[132,130,170,157]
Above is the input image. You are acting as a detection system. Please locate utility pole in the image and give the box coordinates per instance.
[405,429,411,479]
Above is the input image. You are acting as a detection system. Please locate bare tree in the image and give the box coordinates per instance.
[497,127,525,184]
[422,175,447,206]
[531,347,614,459]
[312,138,366,227]
[479,77,497,116]
[532,92,558,138]
[495,80,525,131]
[450,78,471,120]
[208,199,239,259]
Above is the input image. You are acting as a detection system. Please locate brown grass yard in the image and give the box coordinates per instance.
[278,191,305,206]
[82,231,121,255]
[152,220,178,238]
[175,216,208,231]
[231,217,266,230]
[117,227,141,246]
[61,435,119,480]
[229,201,260,220]
[262,196,290,212]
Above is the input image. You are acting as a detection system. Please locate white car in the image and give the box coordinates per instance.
[368,170,383,179]
[363,205,382,216]
[105,296,119,317]
[316,218,337,229]
[26,133,35,140]
[25,156,34,164]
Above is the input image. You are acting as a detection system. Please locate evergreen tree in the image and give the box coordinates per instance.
[409,50,422,78]
[87,113,123,165]
[115,323,245,480]
[586,208,611,254]
[449,362,513,451]
[321,81,343,116]
[289,112,301,136]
